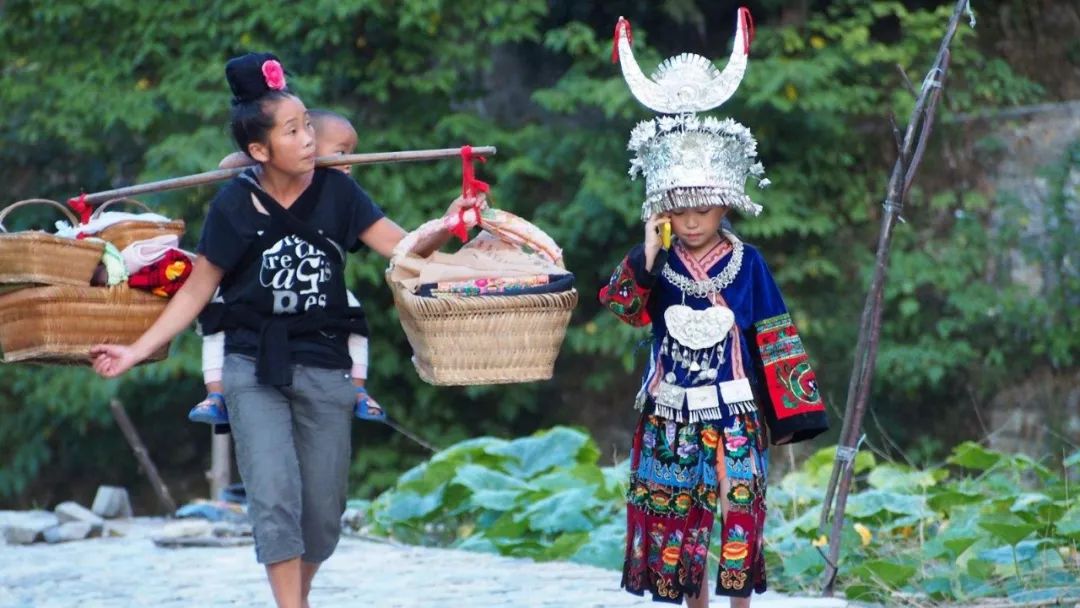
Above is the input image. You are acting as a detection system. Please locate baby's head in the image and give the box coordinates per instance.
[310,110,357,174]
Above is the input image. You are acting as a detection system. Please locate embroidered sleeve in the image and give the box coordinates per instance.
[598,245,665,327]
[746,249,828,444]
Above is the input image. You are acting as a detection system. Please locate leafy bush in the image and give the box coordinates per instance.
[364,428,1080,603]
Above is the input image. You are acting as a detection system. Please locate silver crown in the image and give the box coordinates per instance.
[615,9,767,220]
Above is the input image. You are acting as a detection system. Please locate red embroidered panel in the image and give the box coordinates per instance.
[599,256,652,327]
[754,314,825,420]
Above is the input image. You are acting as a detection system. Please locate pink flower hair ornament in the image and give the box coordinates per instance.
[261,60,286,90]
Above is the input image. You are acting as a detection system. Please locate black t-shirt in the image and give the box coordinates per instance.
[197,168,384,370]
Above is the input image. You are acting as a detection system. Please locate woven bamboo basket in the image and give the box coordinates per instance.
[387,209,577,385]
[92,198,186,251]
[0,284,169,365]
[0,199,105,289]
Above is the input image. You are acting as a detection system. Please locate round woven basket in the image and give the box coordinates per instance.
[387,209,577,386]
[92,198,186,251]
[0,199,105,289]
[0,284,170,365]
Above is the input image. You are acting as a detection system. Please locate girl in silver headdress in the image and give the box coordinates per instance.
[600,10,829,606]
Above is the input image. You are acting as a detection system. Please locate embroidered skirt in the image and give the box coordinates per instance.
[621,412,768,602]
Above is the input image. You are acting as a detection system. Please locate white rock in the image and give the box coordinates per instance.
[158,520,214,539]
[1,510,59,545]
[91,486,133,519]
[42,521,94,544]
[55,501,105,535]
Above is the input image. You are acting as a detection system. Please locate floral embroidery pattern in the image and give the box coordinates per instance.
[623,413,767,601]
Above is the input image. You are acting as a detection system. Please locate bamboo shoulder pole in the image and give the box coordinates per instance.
[79,146,496,205]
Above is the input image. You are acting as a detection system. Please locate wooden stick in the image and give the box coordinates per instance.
[110,399,178,515]
[206,431,231,502]
[818,0,969,596]
[80,146,497,205]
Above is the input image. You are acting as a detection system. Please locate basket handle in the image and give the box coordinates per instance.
[90,197,155,219]
[391,207,563,266]
[392,216,458,260]
[0,199,81,233]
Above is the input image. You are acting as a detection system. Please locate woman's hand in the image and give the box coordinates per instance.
[644,213,670,271]
[90,344,145,379]
[88,256,224,380]
[444,193,486,219]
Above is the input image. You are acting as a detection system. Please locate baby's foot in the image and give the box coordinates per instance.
[354,387,386,422]
[188,392,228,425]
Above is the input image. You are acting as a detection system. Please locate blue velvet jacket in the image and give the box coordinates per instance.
[599,239,829,445]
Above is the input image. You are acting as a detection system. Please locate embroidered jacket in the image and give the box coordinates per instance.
[599,239,828,444]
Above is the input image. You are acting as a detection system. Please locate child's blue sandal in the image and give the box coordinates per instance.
[188,392,229,425]
[354,386,387,422]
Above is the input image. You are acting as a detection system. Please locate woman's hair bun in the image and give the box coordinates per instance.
[225,51,288,104]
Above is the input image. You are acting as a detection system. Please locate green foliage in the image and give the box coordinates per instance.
[363,427,625,567]
[1,0,1074,505]
[366,429,1080,602]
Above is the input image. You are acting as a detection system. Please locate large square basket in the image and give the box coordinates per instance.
[0,284,170,365]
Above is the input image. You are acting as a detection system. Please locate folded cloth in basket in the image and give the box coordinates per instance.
[121,234,188,274]
[54,211,175,238]
[416,272,576,298]
[394,230,570,295]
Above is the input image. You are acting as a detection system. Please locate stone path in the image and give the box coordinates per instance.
[0,517,848,607]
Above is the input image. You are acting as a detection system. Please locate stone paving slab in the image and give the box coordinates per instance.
[0,517,848,607]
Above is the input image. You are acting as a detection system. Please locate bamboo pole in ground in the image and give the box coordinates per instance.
[77,146,497,205]
[110,399,178,516]
[818,0,971,596]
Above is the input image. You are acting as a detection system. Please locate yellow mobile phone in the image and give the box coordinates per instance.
[661,221,672,249]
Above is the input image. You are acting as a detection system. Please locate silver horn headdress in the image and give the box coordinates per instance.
[615,8,769,220]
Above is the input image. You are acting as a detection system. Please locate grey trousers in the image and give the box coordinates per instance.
[223,354,355,564]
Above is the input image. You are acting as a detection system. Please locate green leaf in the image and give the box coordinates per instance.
[493,427,600,478]
[451,464,533,493]
[844,583,883,601]
[851,559,917,588]
[928,487,984,512]
[383,488,445,523]
[468,489,525,511]
[846,489,932,520]
[867,464,940,491]
[948,442,1003,470]
[517,488,599,534]
[1055,505,1080,540]
[779,544,827,578]
[1063,450,1080,469]
[978,514,1038,546]
[967,558,996,580]
[571,521,626,570]
[1010,492,1052,514]
[943,534,982,558]
[454,535,499,554]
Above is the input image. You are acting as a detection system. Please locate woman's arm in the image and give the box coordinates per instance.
[359,195,482,259]
[91,256,224,378]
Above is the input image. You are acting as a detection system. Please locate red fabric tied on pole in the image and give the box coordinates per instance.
[449,145,490,243]
[67,193,92,225]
